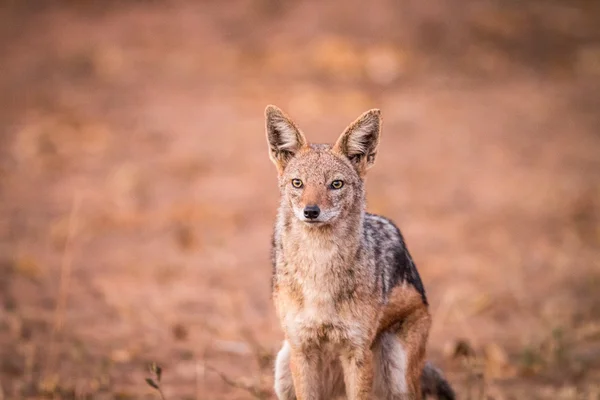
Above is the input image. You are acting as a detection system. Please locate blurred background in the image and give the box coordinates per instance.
[0,0,599,399]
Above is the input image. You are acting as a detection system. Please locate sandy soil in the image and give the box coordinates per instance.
[0,1,599,399]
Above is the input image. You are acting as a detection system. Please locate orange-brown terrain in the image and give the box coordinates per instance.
[0,1,599,399]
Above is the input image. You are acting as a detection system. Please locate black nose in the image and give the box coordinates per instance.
[303,205,320,220]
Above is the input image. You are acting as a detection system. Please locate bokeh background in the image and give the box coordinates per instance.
[1,1,599,399]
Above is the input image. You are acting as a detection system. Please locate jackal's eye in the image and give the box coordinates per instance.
[330,180,344,189]
[291,179,303,188]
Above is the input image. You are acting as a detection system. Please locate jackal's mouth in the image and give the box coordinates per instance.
[303,220,324,225]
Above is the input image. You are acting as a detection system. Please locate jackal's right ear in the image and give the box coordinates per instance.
[265,105,307,173]
[333,109,381,176]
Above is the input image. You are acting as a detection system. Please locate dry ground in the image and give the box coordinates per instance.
[0,1,599,399]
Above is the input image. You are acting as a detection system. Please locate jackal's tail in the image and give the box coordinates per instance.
[421,361,455,400]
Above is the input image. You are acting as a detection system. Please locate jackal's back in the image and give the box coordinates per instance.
[363,213,427,305]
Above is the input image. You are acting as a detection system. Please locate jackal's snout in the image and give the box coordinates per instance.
[303,205,320,220]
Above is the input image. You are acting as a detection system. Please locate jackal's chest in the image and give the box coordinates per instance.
[276,277,369,350]
[274,241,374,348]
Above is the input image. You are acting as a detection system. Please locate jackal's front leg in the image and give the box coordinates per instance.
[341,349,374,400]
[289,347,322,400]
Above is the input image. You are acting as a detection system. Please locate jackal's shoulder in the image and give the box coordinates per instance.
[364,213,428,305]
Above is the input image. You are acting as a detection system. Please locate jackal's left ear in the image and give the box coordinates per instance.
[333,109,381,175]
[265,105,307,173]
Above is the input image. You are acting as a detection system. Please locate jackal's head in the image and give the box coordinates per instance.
[265,105,381,227]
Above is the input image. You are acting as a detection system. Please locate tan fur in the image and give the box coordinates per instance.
[267,105,451,400]
[377,285,429,337]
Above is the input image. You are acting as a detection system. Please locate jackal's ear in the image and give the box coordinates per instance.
[265,105,307,173]
[333,109,381,175]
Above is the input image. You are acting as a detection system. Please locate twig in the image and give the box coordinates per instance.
[146,363,167,400]
[147,383,167,400]
[54,193,81,331]
[195,360,204,400]
[205,364,267,399]
[155,386,167,400]
[45,193,82,378]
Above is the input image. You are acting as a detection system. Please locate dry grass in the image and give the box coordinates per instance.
[0,1,599,399]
